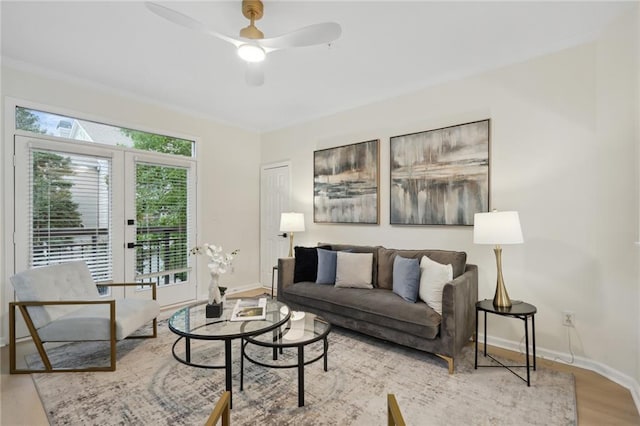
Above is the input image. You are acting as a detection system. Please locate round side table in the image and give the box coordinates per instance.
[474,299,537,386]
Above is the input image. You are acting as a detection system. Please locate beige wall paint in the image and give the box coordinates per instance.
[0,65,262,321]
[261,10,639,380]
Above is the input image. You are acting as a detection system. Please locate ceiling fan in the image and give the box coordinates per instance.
[146,1,342,86]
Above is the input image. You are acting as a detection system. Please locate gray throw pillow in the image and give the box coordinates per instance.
[316,248,337,284]
[335,252,373,288]
[392,255,420,303]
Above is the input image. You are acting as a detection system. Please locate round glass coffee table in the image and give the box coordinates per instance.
[240,310,331,407]
[168,299,290,408]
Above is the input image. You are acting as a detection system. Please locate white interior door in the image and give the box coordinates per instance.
[260,162,291,289]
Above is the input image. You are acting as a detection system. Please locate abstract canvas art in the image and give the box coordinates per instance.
[390,120,490,225]
[314,140,379,224]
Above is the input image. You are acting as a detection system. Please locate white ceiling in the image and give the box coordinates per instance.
[1,1,634,132]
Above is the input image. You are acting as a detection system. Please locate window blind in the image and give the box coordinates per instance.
[135,163,189,285]
[29,149,113,284]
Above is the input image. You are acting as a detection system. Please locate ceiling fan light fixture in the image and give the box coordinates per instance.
[237,44,266,62]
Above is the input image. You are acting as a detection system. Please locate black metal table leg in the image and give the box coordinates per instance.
[532,314,536,370]
[474,307,479,369]
[483,311,487,356]
[225,339,233,408]
[298,345,305,407]
[240,338,245,391]
[524,316,530,387]
[272,327,279,360]
[323,337,328,372]
[185,336,191,363]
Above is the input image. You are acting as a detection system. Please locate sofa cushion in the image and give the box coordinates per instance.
[283,283,441,339]
[392,256,420,302]
[419,255,453,315]
[378,248,466,290]
[335,252,374,289]
[37,298,160,341]
[316,248,337,284]
[319,243,380,286]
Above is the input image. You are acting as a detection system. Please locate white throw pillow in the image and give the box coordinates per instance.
[335,252,373,289]
[419,255,453,315]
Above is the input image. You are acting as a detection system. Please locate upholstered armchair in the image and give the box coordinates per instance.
[9,261,160,373]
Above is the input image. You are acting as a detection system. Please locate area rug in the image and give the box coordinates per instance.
[29,320,576,425]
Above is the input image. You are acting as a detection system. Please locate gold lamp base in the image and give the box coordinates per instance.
[493,246,512,308]
[288,233,295,257]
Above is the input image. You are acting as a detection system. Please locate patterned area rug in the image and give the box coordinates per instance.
[29,320,576,425]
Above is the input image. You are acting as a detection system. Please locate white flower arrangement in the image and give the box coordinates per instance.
[190,244,239,304]
[190,244,239,275]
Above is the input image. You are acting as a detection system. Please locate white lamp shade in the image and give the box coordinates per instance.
[279,212,305,232]
[473,211,523,245]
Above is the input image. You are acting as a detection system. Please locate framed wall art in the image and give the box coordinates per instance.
[390,119,490,226]
[314,139,379,224]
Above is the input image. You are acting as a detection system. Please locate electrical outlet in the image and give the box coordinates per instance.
[562,311,575,327]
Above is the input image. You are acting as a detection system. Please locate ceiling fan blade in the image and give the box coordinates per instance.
[146,2,242,47]
[245,62,265,86]
[258,22,342,51]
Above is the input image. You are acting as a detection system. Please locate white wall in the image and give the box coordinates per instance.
[261,9,639,381]
[0,64,262,335]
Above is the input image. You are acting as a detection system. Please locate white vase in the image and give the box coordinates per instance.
[208,271,222,305]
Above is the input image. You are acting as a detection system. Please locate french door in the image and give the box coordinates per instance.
[14,135,197,306]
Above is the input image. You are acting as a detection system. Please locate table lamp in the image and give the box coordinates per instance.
[473,210,523,308]
[280,212,305,257]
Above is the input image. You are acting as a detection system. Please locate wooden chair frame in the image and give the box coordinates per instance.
[9,282,157,374]
[204,391,231,426]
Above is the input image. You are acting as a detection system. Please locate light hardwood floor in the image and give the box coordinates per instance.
[2,288,638,425]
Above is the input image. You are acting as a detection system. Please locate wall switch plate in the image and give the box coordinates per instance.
[562,311,575,327]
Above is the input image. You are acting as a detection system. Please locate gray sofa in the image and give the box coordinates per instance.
[277,244,478,373]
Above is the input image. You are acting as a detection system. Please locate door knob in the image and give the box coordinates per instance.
[278,233,288,238]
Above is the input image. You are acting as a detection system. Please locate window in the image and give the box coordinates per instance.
[135,163,190,286]
[29,148,112,292]
[16,106,194,157]
[14,105,198,306]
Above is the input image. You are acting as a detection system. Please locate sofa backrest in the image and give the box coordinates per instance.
[377,248,467,290]
[10,261,100,329]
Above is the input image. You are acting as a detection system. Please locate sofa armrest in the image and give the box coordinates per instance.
[440,264,478,358]
[276,258,295,301]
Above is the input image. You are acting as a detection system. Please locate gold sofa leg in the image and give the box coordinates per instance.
[435,354,454,374]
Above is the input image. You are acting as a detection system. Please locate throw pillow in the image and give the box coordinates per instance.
[419,255,453,315]
[335,252,373,288]
[392,256,421,303]
[294,246,322,283]
[316,248,338,284]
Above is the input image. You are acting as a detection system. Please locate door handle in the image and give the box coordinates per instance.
[278,233,288,238]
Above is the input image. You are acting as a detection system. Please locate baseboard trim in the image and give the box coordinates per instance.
[480,333,640,415]
[225,283,266,296]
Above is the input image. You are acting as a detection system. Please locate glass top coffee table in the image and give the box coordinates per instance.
[240,309,331,407]
[168,299,290,408]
